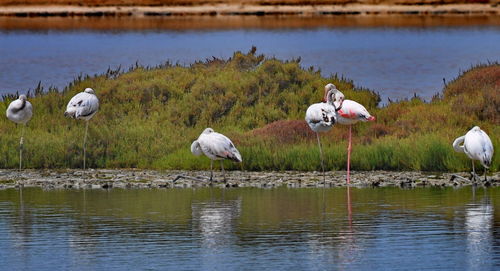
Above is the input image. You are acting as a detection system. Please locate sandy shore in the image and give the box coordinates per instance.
[0,169,498,189]
[0,4,498,17]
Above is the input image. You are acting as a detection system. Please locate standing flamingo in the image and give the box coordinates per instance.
[191,128,242,183]
[64,88,99,170]
[305,83,344,182]
[452,126,494,182]
[333,88,375,184]
[6,94,33,170]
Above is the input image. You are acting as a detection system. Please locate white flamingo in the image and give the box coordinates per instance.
[6,94,33,170]
[64,88,99,170]
[453,126,494,182]
[333,89,375,184]
[305,83,344,181]
[191,128,242,183]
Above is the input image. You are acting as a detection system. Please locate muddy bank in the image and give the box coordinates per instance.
[2,15,499,31]
[0,169,498,189]
[0,4,498,17]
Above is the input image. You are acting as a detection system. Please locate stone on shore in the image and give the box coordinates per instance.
[0,169,498,190]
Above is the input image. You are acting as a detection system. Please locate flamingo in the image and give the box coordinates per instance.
[452,126,494,182]
[332,87,375,184]
[191,128,242,183]
[6,94,33,170]
[64,88,99,170]
[305,83,344,182]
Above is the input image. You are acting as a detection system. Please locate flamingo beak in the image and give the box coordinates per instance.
[367,116,376,121]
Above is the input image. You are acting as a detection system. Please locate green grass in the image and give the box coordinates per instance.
[1,48,498,172]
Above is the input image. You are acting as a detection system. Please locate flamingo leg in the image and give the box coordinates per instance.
[347,186,352,230]
[484,167,487,182]
[220,160,226,183]
[19,124,26,171]
[210,160,214,183]
[347,125,352,185]
[470,161,480,183]
[316,132,326,186]
[83,121,89,170]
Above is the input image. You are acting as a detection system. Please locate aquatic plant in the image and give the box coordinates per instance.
[0,49,497,172]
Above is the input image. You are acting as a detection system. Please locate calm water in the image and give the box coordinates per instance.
[0,187,499,270]
[1,26,499,101]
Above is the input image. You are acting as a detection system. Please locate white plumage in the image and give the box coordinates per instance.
[453,126,494,181]
[191,128,242,182]
[336,100,375,125]
[334,95,375,184]
[6,95,32,125]
[64,88,100,170]
[64,88,99,120]
[305,102,338,133]
[305,83,344,182]
[6,94,33,170]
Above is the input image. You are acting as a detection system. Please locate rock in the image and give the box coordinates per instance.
[0,169,497,190]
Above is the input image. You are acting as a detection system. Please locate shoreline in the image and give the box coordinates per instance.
[0,169,498,189]
[0,4,498,17]
[2,14,499,31]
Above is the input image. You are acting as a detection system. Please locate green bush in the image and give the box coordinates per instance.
[1,49,497,172]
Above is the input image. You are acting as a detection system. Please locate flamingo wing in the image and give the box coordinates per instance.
[200,132,242,162]
[6,99,32,124]
[305,103,336,132]
[465,128,494,168]
[67,92,99,119]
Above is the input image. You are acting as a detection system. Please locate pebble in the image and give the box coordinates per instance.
[0,169,498,190]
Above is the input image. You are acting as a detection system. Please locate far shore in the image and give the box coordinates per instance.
[0,4,498,17]
[0,169,498,189]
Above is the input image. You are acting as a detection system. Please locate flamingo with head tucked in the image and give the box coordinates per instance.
[453,126,494,182]
[64,88,99,170]
[191,128,242,183]
[325,84,375,184]
[6,94,33,170]
[305,83,343,182]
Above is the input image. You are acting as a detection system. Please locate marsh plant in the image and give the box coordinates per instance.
[0,48,498,172]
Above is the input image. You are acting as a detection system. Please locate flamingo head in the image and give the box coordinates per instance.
[18,94,27,101]
[202,128,215,134]
[84,88,95,94]
[366,116,376,121]
[322,83,337,102]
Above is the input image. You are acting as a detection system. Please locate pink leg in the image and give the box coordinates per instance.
[347,186,352,229]
[347,125,352,184]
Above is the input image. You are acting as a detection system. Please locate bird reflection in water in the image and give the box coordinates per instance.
[12,187,31,249]
[335,186,361,266]
[465,188,493,271]
[306,187,363,268]
[191,196,242,252]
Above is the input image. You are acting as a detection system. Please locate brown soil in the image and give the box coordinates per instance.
[0,3,498,18]
[0,0,497,6]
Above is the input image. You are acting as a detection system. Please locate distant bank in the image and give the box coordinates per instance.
[0,4,498,17]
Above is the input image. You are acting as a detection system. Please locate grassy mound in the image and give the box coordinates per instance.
[0,48,497,171]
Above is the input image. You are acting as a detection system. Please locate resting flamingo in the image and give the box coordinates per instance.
[305,83,343,182]
[453,126,494,182]
[64,88,99,170]
[191,128,242,183]
[6,94,33,170]
[330,86,375,184]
